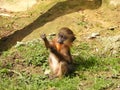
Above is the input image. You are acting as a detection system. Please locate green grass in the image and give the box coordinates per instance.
[0,1,120,89]
[0,40,120,90]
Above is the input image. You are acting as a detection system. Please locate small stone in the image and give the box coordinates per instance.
[108,26,118,31]
[109,0,120,7]
[108,27,115,30]
[0,13,11,17]
[88,32,100,39]
[15,41,26,47]
[49,33,56,36]
[109,27,115,30]
[117,85,120,88]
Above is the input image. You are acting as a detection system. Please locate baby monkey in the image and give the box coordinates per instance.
[40,27,76,78]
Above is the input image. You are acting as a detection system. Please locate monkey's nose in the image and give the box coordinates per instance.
[57,39,63,44]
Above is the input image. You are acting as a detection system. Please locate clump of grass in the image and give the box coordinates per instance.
[15,40,48,67]
[0,40,120,90]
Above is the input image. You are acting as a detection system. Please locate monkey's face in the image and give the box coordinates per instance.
[57,28,76,45]
[57,33,67,44]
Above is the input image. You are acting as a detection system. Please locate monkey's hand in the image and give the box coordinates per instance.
[40,34,51,49]
[40,34,46,40]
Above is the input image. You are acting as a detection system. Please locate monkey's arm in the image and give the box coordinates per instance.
[50,46,73,63]
[40,34,51,49]
[61,47,73,63]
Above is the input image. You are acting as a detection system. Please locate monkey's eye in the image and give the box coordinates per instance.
[60,35,66,39]
[58,33,67,40]
[61,35,64,38]
[59,34,63,38]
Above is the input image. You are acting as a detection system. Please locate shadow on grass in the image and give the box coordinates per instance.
[0,0,102,52]
[65,54,100,78]
[75,55,99,70]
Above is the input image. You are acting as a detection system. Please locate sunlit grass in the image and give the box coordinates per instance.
[0,40,120,90]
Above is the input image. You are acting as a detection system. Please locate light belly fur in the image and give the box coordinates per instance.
[49,53,59,72]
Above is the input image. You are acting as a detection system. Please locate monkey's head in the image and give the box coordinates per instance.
[57,27,76,45]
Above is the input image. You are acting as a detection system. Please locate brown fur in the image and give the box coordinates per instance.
[40,27,76,78]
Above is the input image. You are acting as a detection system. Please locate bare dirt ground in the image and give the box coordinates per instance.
[0,0,37,12]
[0,0,120,52]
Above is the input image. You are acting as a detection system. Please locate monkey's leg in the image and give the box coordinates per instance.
[57,61,68,77]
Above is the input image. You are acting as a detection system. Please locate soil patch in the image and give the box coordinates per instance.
[0,0,37,12]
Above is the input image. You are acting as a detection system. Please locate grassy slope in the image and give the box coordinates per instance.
[0,0,120,90]
[0,39,120,90]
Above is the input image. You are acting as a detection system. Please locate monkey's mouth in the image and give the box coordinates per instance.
[57,40,63,44]
[57,38,64,44]
[58,42,63,44]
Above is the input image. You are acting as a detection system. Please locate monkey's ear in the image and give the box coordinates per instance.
[72,36,76,42]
